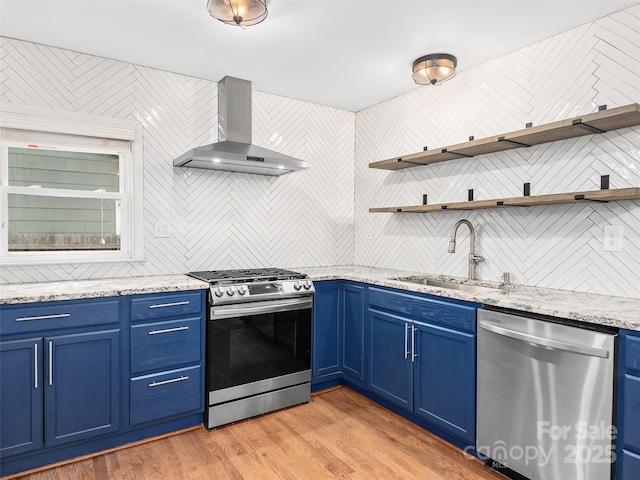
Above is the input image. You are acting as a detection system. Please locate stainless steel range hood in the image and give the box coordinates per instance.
[174,76,307,176]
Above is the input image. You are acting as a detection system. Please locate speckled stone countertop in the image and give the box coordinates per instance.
[2,267,639,331]
[0,275,210,305]
[295,265,640,332]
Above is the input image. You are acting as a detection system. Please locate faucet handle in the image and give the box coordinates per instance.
[501,272,511,285]
[471,255,484,263]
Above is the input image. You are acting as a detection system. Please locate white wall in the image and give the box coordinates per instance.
[1,4,639,299]
[354,5,640,298]
[0,37,355,283]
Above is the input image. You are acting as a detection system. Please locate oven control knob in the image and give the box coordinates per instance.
[226,286,236,296]
[293,281,302,291]
[303,280,312,290]
[214,286,224,297]
[237,285,248,295]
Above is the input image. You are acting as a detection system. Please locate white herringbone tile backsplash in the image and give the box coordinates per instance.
[355,4,640,298]
[0,37,355,283]
[1,4,639,299]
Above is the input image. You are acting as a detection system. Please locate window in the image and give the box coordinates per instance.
[0,104,144,265]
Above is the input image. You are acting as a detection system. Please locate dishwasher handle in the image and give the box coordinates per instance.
[478,321,610,358]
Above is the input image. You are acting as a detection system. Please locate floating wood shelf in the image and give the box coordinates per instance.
[369,188,640,213]
[369,103,640,171]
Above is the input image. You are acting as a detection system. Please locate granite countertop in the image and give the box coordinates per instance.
[1,266,638,332]
[0,275,210,305]
[295,265,640,332]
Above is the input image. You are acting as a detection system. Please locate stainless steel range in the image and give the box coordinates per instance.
[188,268,314,429]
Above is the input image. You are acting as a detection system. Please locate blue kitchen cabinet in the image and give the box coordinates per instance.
[0,338,44,457]
[44,329,121,447]
[368,308,413,410]
[341,282,365,383]
[413,321,475,443]
[0,297,121,460]
[0,290,206,477]
[620,450,640,479]
[617,329,640,480]
[367,285,478,446]
[129,290,205,427]
[312,280,342,379]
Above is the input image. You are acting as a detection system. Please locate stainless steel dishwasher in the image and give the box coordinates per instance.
[477,308,617,480]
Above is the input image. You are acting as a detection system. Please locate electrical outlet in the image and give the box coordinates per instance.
[602,225,623,252]
[365,226,373,240]
[154,222,171,238]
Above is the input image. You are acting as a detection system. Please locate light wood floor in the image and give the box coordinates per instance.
[11,387,505,480]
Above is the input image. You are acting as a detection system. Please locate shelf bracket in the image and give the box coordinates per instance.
[572,119,605,134]
[396,158,424,166]
[498,136,530,147]
[574,194,608,203]
[442,148,473,158]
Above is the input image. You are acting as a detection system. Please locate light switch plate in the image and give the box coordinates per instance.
[154,222,171,238]
[602,225,623,252]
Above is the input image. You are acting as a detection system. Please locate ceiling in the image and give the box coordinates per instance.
[0,1,637,112]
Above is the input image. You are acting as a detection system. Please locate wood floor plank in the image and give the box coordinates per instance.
[10,387,504,480]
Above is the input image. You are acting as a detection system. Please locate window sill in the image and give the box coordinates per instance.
[0,255,147,267]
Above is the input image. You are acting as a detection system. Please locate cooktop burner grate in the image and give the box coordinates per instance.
[188,268,306,285]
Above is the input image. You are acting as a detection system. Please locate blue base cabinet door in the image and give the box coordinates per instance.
[342,283,365,382]
[618,329,640,479]
[621,449,640,479]
[44,330,120,447]
[312,281,342,378]
[368,309,413,411]
[413,321,475,444]
[0,338,43,457]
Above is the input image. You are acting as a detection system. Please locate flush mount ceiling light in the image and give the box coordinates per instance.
[412,53,457,85]
[207,0,268,27]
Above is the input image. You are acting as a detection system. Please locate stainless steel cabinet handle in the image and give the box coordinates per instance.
[148,326,189,335]
[149,301,189,309]
[17,313,70,322]
[34,343,38,389]
[48,341,53,386]
[411,325,417,362]
[478,321,610,358]
[149,376,189,387]
[404,323,409,359]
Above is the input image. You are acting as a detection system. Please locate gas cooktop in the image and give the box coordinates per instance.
[188,268,312,305]
[188,268,306,285]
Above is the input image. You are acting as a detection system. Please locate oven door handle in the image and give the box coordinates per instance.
[211,297,313,319]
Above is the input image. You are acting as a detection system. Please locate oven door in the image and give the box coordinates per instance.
[207,296,312,405]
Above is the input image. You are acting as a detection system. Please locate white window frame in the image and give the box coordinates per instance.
[0,103,144,266]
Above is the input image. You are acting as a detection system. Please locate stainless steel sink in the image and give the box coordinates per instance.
[395,277,503,295]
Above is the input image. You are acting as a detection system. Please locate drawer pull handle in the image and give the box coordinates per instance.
[149,376,189,387]
[149,301,189,309]
[17,313,70,322]
[148,326,189,335]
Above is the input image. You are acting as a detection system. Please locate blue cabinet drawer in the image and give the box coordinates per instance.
[130,317,202,375]
[625,333,640,372]
[130,365,202,426]
[130,291,202,322]
[368,287,477,333]
[0,298,120,335]
[621,449,640,479]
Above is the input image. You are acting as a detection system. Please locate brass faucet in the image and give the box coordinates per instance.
[448,219,484,280]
